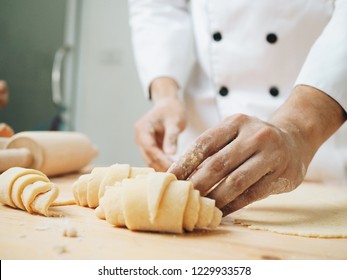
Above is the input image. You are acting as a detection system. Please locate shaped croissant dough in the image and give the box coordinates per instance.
[92,172,222,233]
[0,167,59,216]
[73,164,222,233]
[95,172,223,233]
[73,163,155,208]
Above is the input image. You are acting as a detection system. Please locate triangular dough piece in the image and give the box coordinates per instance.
[150,180,191,233]
[146,172,176,223]
[122,177,191,233]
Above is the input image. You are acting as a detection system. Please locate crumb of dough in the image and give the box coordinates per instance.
[63,226,78,238]
[50,211,64,218]
[53,245,68,254]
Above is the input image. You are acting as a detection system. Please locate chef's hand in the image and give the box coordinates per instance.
[168,85,346,216]
[0,123,14,137]
[0,80,14,137]
[135,77,187,171]
[0,80,9,108]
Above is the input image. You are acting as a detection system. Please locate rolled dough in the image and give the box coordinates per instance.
[74,164,222,233]
[0,167,59,216]
[96,172,223,233]
[73,164,154,208]
[231,183,347,238]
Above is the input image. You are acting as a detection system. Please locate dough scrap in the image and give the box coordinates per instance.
[73,163,154,208]
[95,172,222,233]
[231,183,347,238]
[63,226,78,238]
[0,167,59,216]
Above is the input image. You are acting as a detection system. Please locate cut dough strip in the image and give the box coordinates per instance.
[95,172,223,233]
[0,167,60,216]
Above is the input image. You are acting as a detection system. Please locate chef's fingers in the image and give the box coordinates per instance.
[138,146,172,171]
[168,114,243,179]
[135,121,173,171]
[136,124,172,171]
[163,122,181,155]
[135,117,163,149]
[220,174,295,216]
[189,137,256,195]
[207,153,279,208]
[138,142,173,172]
[0,123,14,137]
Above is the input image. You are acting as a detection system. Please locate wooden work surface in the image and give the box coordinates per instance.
[1,172,347,260]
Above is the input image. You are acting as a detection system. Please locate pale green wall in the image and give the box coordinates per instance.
[0,0,67,132]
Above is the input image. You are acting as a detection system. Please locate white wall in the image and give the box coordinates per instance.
[74,0,150,166]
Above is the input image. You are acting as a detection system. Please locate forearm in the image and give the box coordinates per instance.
[294,1,347,118]
[128,0,193,97]
[270,85,347,165]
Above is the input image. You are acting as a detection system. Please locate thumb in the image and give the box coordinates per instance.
[163,123,181,155]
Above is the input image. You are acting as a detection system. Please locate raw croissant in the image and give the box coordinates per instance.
[0,167,59,216]
[95,172,222,233]
[72,163,154,208]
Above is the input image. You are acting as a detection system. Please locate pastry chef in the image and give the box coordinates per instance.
[128,0,347,215]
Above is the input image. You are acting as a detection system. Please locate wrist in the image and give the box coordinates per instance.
[150,77,180,103]
[270,85,346,163]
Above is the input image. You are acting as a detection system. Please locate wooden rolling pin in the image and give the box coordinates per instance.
[0,131,98,176]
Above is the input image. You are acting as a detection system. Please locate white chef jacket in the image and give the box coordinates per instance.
[128,0,347,183]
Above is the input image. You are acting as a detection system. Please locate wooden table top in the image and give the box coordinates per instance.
[1,172,347,260]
